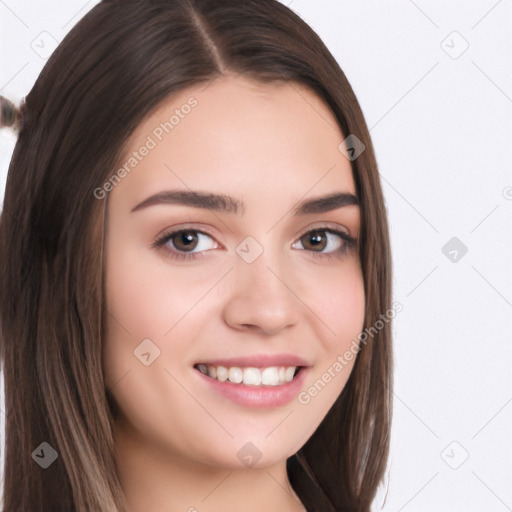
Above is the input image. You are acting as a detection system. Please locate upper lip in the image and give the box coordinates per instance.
[195,353,309,368]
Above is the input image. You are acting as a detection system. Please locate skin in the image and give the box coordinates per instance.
[103,74,365,512]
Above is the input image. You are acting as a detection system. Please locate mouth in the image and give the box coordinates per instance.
[194,363,303,387]
[192,354,310,407]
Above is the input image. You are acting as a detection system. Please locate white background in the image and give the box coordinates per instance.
[1,1,511,510]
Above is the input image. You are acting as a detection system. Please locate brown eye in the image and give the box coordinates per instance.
[171,231,199,252]
[300,230,327,251]
[152,229,219,261]
[291,227,356,260]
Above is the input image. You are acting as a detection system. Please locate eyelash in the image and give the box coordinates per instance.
[152,226,356,262]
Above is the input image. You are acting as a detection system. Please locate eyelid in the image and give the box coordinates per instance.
[153,222,219,240]
[294,220,353,239]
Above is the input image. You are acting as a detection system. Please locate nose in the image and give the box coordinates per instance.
[221,251,301,336]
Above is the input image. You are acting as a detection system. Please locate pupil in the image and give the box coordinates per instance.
[307,231,326,251]
[175,231,197,251]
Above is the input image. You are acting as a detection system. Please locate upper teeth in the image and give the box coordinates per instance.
[196,364,298,386]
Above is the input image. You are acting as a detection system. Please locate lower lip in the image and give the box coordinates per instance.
[194,367,308,408]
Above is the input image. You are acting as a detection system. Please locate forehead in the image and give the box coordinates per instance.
[112,75,356,211]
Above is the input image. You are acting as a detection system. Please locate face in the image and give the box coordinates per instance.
[103,75,365,470]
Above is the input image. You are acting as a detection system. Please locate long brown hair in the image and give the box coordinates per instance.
[0,1,393,510]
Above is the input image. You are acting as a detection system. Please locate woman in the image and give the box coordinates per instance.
[0,1,393,511]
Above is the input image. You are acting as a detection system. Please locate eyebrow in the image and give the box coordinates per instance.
[130,189,358,216]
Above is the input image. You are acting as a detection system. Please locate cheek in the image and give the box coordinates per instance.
[104,244,208,339]
[102,239,224,391]
[293,261,365,421]
[102,236,173,391]
[304,259,365,349]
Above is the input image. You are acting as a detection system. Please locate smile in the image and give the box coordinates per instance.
[194,364,301,386]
